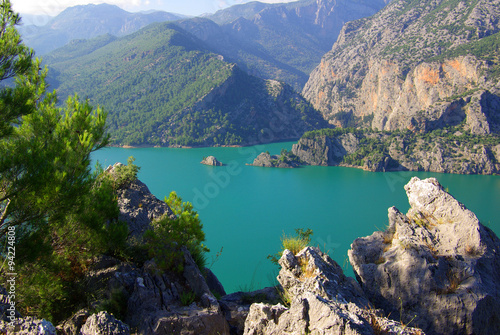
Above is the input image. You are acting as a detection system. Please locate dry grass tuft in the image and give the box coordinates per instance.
[437,269,463,295]
[298,257,316,280]
[383,232,394,244]
[464,243,482,257]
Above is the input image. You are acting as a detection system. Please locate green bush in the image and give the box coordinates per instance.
[143,191,209,273]
[111,156,140,189]
[180,290,196,306]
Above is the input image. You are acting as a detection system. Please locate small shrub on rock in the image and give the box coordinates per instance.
[143,191,209,273]
[268,228,313,265]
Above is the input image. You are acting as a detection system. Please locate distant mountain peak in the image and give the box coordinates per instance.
[21,4,185,55]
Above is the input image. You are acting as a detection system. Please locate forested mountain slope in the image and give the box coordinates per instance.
[303,0,500,134]
[45,22,328,147]
[20,4,185,55]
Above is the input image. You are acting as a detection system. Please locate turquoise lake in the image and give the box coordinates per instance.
[92,142,500,293]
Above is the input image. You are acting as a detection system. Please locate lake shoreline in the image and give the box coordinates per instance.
[107,138,301,149]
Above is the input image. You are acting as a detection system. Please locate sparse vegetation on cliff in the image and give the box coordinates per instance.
[267,228,313,265]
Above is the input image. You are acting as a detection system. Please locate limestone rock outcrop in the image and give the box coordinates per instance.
[0,287,56,335]
[243,247,424,335]
[61,174,231,335]
[219,287,280,334]
[349,177,500,334]
[0,316,56,335]
[107,163,175,237]
[79,244,230,335]
[80,311,130,335]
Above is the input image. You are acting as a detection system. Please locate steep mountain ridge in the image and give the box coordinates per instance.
[44,22,328,147]
[20,4,185,55]
[180,0,390,89]
[303,0,500,133]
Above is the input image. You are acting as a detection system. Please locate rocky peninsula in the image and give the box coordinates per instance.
[1,174,499,334]
[250,128,500,174]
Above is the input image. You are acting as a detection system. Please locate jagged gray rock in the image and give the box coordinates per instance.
[145,308,229,335]
[74,174,231,334]
[80,311,130,335]
[291,135,355,166]
[57,309,90,335]
[244,247,424,335]
[219,287,280,334]
[108,163,175,237]
[201,156,224,166]
[204,268,227,298]
[290,131,500,174]
[0,317,56,335]
[349,177,500,334]
[0,286,55,335]
[81,250,229,335]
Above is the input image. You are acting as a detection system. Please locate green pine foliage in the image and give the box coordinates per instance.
[0,1,127,323]
[144,191,209,272]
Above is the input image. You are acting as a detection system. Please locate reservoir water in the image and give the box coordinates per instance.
[92,142,500,293]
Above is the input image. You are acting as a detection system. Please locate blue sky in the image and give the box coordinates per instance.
[12,0,297,17]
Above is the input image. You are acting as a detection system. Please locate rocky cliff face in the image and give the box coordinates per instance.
[290,129,500,174]
[349,177,500,334]
[108,163,175,238]
[303,0,500,134]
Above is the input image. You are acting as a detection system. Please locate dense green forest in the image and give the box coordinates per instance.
[45,23,329,147]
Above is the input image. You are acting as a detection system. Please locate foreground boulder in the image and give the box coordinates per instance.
[80,311,130,335]
[349,177,500,334]
[65,173,231,334]
[244,247,423,334]
[219,287,280,334]
[0,317,56,335]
